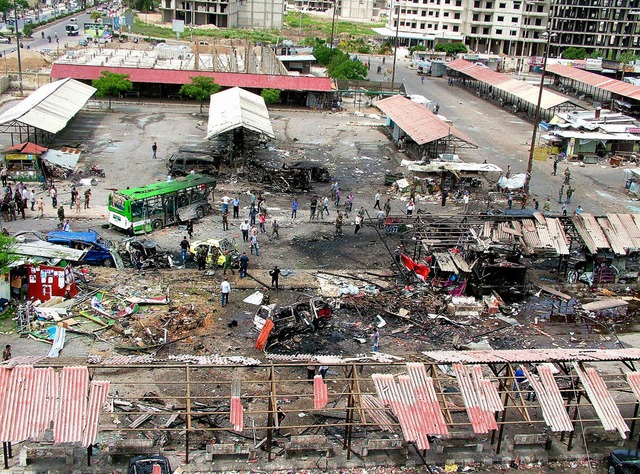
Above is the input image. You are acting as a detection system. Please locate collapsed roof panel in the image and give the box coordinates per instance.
[206,86,275,140]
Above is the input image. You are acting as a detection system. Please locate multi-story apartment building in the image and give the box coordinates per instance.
[382,0,640,60]
[160,0,285,29]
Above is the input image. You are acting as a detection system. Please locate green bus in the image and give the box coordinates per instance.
[108,174,216,234]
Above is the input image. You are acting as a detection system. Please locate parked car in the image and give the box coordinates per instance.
[0,36,10,44]
[128,455,171,474]
[46,230,117,267]
[253,297,333,348]
[609,449,640,473]
[189,238,239,268]
[78,38,89,46]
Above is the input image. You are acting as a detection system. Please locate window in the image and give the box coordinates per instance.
[445,0,450,3]
[514,1,520,8]
[420,22,425,28]
[499,2,506,7]
[484,14,491,21]
[412,22,417,27]
[471,26,478,33]
[456,0,461,6]
[473,13,479,20]
[422,10,426,15]
[428,10,433,15]
[510,29,517,35]
[444,11,449,16]
[483,26,490,34]
[512,16,518,22]
[443,24,448,28]
[435,11,439,16]
[497,15,504,21]
[434,24,438,29]
[474,0,480,6]
[454,12,460,18]
[453,25,459,31]
[486,2,492,7]
[496,28,502,34]
[428,23,432,27]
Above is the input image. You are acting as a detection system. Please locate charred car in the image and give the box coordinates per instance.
[167,154,220,177]
[253,297,333,348]
[121,237,173,269]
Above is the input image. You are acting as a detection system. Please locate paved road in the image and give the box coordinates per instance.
[0,10,89,56]
[363,52,635,215]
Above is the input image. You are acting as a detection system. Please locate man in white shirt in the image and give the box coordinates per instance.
[221,195,230,214]
[240,220,250,242]
[374,191,381,210]
[220,278,231,306]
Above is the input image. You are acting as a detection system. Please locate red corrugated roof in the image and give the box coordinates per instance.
[0,365,108,446]
[546,63,640,101]
[375,95,476,146]
[50,64,333,92]
[4,142,48,155]
[447,58,512,85]
[423,348,640,363]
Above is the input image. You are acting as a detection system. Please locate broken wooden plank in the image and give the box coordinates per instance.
[537,285,572,301]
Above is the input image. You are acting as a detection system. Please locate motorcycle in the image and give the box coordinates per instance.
[89,165,105,178]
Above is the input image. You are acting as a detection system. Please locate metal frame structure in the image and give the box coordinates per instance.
[3,350,640,467]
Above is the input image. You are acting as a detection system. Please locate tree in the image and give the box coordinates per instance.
[0,234,18,274]
[328,58,367,80]
[179,76,221,113]
[90,10,102,21]
[312,44,333,66]
[616,51,638,64]
[435,42,468,56]
[92,71,133,110]
[261,88,281,104]
[562,47,587,60]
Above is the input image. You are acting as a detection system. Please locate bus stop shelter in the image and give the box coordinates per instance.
[0,78,96,146]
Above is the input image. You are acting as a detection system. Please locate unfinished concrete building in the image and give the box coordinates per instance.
[160,0,286,29]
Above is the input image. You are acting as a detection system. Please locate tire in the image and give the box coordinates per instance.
[152,219,163,230]
[103,258,113,268]
[314,318,328,329]
[196,206,205,218]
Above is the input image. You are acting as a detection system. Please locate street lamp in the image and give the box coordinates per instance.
[329,0,338,62]
[13,0,22,95]
[390,0,401,90]
[522,29,556,202]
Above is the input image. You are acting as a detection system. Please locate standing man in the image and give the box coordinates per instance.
[250,232,260,256]
[384,198,391,216]
[354,213,362,234]
[196,245,207,270]
[441,188,449,207]
[36,197,45,219]
[69,185,77,210]
[84,188,92,209]
[240,220,250,242]
[291,198,298,219]
[239,252,249,278]
[232,196,240,219]
[335,212,343,236]
[376,209,385,229]
[50,185,57,208]
[57,205,65,228]
[347,193,354,212]
[322,195,330,218]
[186,220,194,239]
[152,141,158,159]
[543,198,551,214]
[180,235,190,266]
[2,344,10,361]
[463,192,470,214]
[310,196,317,220]
[220,278,231,307]
[372,328,380,352]
[562,203,568,216]
[373,191,381,210]
[334,188,341,207]
[222,250,234,275]
[557,184,565,204]
[0,166,7,187]
[259,212,266,233]
[552,159,558,176]
[406,198,415,216]
[507,192,513,209]
[271,219,279,239]
[222,211,229,231]
[29,189,35,211]
[269,265,281,291]
[565,186,574,204]
[221,195,230,214]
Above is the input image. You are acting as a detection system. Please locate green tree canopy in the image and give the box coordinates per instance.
[617,51,638,64]
[435,42,468,56]
[261,88,281,105]
[328,58,368,80]
[0,234,18,274]
[179,76,221,112]
[91,71,133,110]
[562,47,588,60]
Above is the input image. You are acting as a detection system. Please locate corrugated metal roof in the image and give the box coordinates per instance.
[10,240,87,261]
[573,363,628,438]
[0,365,107,446]
[447,59,573,110]
[547,63,640,101]
[423,348,640,363]
[453,364,500,433]
[524,365,574,432]
[206,87,275,140]
[41,148,82,171]
[50,64,333,92]
[375,95,477,146]
[0,78,96,134]
[4,142,48,154]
